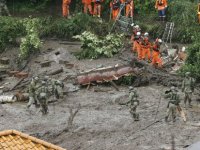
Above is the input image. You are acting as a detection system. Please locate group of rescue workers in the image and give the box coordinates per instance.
[131,24,163,67]
[126,72,195,122]
[62,0,168,20]
[27,76,64,115]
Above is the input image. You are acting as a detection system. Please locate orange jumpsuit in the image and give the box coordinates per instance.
[110,0,122,20]
[152,43,162,67]
[155,0,167,11]
[82,0,93,15]
[125,0,134,17]
[62,0,71,18]
[93,0,103,17]
[141,37,151,61]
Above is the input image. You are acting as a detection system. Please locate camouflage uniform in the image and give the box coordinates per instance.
[0,0,10,16]
[52,80,64,100]
[165,86,180,122]
[181,72,195,107]
[44,76,53,95]
[127,87,139,121]
[27,77,40,108]
[37,81,48,115]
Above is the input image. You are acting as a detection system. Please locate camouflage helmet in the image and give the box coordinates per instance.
[170,86,175,91]
[129,86,134,91]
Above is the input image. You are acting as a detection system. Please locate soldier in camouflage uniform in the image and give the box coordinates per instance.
[165,86,180,122]
[182,72,195,108]
[126,86,139,121]
[37,81,49,115]
[27,76,40,109]
[52,80,64,100]
[44,76,53,95]
[0,0,10,16]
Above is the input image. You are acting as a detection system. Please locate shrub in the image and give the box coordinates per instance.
[73,31,124,59]
[0,17,24,52]
[19,18,41,60]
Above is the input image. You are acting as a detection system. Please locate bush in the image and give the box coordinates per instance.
[19,18,41,60]
[179,41,200,80]
[0,17,24,52]
[73,31,124,59]
[39,14,111,39]
[168,0,200,43]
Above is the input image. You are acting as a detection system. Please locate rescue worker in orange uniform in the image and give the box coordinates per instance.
[131,31,140,54]
[131,24,141,52]
[62,0,71,18]
[141,32,151,62]
[93,0,103,18]
[152,38,163,67]
[110,0,122,20]
[82,0,93,15]
[155,0,168,21]
[125,0,134,18]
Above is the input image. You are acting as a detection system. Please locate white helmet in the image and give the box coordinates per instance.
[144,32,149,37]
[158,39,162,43]
[134,25,139,29]
[136,32,141,36]
[182,47,186,52]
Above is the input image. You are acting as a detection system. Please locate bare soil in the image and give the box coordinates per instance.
[0,40,200,150]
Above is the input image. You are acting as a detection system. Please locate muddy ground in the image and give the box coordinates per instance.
[0,40,200,150]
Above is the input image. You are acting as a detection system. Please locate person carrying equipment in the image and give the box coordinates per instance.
[37,81,49,115]
[165,86,180,122]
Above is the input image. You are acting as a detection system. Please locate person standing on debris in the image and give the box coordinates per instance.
[0,0,11,16]
[93,0,103,18]
[62,0,71,18]
[27,77,40,109]
[155,0,168,21]
[131,31,141,55]
[181,72,195,108]
[37,81,49,115]
[110,0,122,20]
[125,87,140,121]
[165,86,180,122]
[44,76,52,95]
[141,32,151,62]
[52,80,64,100]
[82,0,93,15]
[151,38,163,67]
[125,0,134,18]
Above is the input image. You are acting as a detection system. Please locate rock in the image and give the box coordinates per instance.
[65,83,80,92]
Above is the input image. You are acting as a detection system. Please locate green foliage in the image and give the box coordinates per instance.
[19,18,41,60]
[39,14,111,39]
[179,41,200,80]
[0,17,24,52]
[73,31,124,59]
[168,0,200,43]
